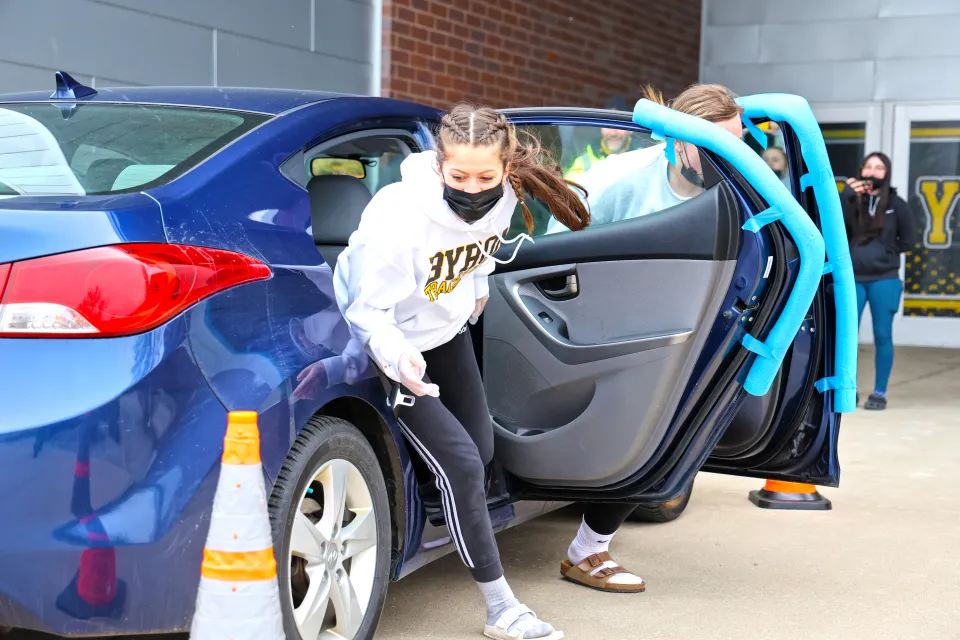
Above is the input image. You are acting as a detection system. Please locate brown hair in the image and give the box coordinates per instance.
[435,104,590,233]
[643,83,743,123]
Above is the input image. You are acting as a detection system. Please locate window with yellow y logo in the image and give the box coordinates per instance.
[905,121,960,318]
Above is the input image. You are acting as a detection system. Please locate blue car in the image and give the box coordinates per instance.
[0,74,841,639]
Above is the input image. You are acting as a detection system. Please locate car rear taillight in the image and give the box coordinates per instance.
[0,264,10,300]
[0,244,271,338]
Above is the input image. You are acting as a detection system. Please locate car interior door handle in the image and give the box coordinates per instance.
[538,273,579,300]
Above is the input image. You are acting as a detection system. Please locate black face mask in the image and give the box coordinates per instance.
[679,146,704,188]
[443,182,504,223]
[860,174,887,190]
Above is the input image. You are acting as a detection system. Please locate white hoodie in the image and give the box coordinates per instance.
[333,150,519,382]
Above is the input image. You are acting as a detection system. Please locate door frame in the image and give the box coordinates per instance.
[485,108,834,499]
[809,103,885,157]
[890,102,960,348]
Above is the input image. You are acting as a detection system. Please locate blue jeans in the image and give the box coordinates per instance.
[856,279,903,394]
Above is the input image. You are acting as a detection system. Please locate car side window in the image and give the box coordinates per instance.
[507,123,722,239]
[305,133,419,195]
[744,120,794,196]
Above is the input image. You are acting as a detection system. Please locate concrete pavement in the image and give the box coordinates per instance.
[9,347,960,639]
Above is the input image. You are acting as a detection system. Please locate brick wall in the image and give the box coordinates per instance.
[381,0,702,109]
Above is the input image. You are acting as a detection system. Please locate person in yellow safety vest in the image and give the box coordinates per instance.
[564,95,635,180]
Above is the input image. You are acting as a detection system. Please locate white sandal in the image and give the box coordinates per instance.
[483,604,564,640]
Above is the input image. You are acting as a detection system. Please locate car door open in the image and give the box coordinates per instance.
[481,107,840,502]
[485,181,740,487]
[479,109,757,494]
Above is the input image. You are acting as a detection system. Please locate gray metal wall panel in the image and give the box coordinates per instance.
[879,0,960,18]
[704,0,960,102]
[216,31,370,94]
[94,0,313,50]
[876,15,960,59]
[763,0,881,23]
[0,0,212,86]
[876,57,960,100]
[0,61,92,93]
[0,0,373,95]
[702,61,876,102]
[703,25,761,66]
[759,20,878,63]
[705,0,765,27]
[95,77,141,88]
[314,0,373,63]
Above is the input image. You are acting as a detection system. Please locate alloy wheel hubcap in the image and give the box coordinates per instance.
[288,459,377,639]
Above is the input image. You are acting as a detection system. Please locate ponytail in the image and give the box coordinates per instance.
[506,127,589,233]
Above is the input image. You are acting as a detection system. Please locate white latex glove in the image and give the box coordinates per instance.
[397,351,440,397]
[469,296,489,325]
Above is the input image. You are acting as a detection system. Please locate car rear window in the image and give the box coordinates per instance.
[0,103,268,196]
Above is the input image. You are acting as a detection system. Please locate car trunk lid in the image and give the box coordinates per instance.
[0,193,166,264]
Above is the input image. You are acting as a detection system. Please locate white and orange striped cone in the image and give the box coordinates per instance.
[190,411,285,640]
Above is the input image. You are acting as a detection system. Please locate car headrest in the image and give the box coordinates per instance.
[85,158,136,192]
[307,174,372,245]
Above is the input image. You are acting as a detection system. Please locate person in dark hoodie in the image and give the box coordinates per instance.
[842,152,917,410]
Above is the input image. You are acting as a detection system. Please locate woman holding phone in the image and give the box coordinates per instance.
[842,152,916,410]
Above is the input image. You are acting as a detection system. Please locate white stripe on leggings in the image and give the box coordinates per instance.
[397,418,474,568]
[397,420,472,567]
[402,427,467,566]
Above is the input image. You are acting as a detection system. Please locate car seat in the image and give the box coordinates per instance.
[307,174,372,265]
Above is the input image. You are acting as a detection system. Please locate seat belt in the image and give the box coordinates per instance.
[373,364,415,413]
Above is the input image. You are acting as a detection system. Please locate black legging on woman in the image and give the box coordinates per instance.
[396,326,503,582]
[581,503,637,535]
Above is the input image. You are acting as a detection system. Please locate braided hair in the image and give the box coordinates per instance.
[435,104,589,233]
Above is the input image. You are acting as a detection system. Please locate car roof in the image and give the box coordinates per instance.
[0,86,350,115]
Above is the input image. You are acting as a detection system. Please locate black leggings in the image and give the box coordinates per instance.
[397,327,637,581]
[582,503,637,536]
[396,326,501,582]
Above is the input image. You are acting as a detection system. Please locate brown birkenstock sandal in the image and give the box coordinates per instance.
[560,552,646,593]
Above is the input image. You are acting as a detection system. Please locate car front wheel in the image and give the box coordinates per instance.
[269,415,392,640]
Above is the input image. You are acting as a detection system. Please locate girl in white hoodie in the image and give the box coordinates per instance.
[334,105,589,639]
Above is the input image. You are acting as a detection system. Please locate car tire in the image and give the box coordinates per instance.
[269,415,392,640]
[628,478,695,524]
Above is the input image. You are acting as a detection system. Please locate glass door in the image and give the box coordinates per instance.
[810,104,885,345]
[810,104,883,193]
[891,104,960,347]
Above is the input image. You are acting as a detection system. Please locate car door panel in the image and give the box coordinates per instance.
[486,255,736,486]
[496,262,696,365]
[483,170,744,487]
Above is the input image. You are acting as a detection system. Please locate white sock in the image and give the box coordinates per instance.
[567,518,643,586]
[567,518,614,564]
[477,577,554,638]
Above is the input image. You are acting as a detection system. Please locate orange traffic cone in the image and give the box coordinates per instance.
[749,479,832,510]
[190,411,284,640]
